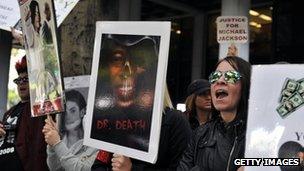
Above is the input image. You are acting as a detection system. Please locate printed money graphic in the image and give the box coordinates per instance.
[276,78,304,118]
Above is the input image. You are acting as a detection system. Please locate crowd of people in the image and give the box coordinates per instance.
[0,13,301,171]
[0,53,255,171]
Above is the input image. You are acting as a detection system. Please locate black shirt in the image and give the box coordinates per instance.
[0,102,25,171]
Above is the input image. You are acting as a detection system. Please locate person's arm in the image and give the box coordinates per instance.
[43,117,65,170]
[177,124,208,171]
[165,111,192,170]
[47,144,65,171]
[177,134,197,171]
[54,140,98,171]
[47,137,97,171]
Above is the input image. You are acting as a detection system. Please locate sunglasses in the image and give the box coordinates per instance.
[209,70,242,84]
[13,77,29,85]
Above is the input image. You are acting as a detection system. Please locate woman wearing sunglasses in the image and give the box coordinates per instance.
[178,56,251,171]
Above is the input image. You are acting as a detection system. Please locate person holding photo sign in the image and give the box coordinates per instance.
[43,90,98,171]
[0,56,48,171]
[178,56,251,171]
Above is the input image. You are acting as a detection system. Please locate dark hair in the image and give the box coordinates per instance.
[211,56,251,122]
[29,0,41,32]
[184,94,199,129]
[60,89,86,134]
[65,89,86,111]
[278,141,303,171]
[100,34,159,68]
[15,56,27,74]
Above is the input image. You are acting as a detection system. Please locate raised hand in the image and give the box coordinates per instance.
[42,116,60,146]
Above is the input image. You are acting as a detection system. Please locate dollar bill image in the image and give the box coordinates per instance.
[279,89,293,103]
[276,103,290,118]
[297,78,304,94]
[289,92,304,108]
[285,79,298,92]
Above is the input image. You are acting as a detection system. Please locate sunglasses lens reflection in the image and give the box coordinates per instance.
[13,77,28,85]
[209,71,241,84]
[224,71,241,83]
[209,71,222,84]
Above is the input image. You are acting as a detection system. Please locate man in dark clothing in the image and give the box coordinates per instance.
[0,56,49,171]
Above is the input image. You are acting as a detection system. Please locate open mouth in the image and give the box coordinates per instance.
[115,78,135,96]
[215,89,228,99]
[118,86,134,96]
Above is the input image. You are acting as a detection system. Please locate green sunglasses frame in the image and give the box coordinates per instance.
[208,70,242,84]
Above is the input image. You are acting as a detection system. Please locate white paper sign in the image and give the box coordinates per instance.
[0,0,20,31]
[54,0,79,26]
[64,75,90,89]
[245,65,304,171]
[84,21,171,163]
[217,16,248,43]
[0,0,79,32]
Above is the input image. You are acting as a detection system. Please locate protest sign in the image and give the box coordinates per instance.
[84,21,171,163]
[217,16,249,59]
[0,0,20,31]
[58,75,90,147]
[18,0,64,117]
[245,65,304,171]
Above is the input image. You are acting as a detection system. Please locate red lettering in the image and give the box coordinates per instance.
[127,120,133,129]
[97,119,109,129]
[115,119,146,130]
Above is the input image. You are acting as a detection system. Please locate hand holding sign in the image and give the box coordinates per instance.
[42,116,60,146]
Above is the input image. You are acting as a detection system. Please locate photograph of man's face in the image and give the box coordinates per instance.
[91,34,160,151]
[99,34,159,109]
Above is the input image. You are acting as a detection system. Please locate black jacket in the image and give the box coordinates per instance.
[91,108,192,170]
[178,118,246,171]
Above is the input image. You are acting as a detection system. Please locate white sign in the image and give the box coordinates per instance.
[245,65,304,171]
[19,0,65,117]
[217,16,248,43]
[0,0,79,32]
[54,0,79,26]
[84,21,171,163]
[59,75,90,147]
[64,75,90,89]
[0,0,20,31]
